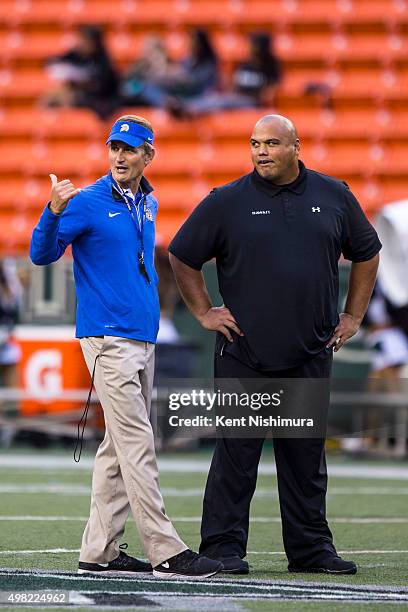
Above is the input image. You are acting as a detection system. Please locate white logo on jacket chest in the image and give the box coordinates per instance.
[109,212,121,218]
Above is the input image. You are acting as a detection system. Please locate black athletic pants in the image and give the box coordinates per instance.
[199,350,337,566]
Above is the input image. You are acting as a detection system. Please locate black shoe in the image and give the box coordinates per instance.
[153,549,222,579]
[213,554,249,575]
[78,550,152,575]
[288,556,357,575]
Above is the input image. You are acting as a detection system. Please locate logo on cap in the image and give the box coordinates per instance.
[120,124,129,132]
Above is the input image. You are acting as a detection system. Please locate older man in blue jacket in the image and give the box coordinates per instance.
[30,115,221,580]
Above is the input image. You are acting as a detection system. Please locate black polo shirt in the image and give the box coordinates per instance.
[168,161,382,371]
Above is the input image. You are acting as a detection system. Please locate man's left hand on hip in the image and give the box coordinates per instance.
[326,312,361,352]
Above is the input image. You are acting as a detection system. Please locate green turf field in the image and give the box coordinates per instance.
[0,450,407,611]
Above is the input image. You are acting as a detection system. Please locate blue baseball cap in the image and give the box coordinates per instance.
[106,121,154,148]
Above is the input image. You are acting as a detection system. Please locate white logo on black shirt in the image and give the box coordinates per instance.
[252,210,271,215]
[312,207,321,213]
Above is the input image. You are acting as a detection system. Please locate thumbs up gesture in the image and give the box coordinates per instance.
[49,174,81,215]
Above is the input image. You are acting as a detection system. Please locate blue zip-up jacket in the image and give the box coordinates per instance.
[30,173,160,343]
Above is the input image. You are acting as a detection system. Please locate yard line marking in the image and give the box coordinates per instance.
[1,455,408,480]
[0,568,403,591]
[329,487,408,495]
[249,549,408,556]
[0,548,80,555]
[1,569,408,603]
[3,484,408,497]
[0,516,88,521]
[172,517,408,524]
[2,547,408,556]
[1,515,408,524]
[0,484,90,494]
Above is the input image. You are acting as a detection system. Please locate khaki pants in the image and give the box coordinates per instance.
[79,335,187,567]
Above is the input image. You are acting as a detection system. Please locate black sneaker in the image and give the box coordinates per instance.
[153,549,222,579]
[218,555,249,574]
[206,553,249,574]
[288,556,357,575]
[78,550,152,575]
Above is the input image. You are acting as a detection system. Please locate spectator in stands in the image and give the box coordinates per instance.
[0,259,22,389]
[121,29,218,108]
[120,35,174,106]
[177,31,282,117]
[169,29,219,98]
[43,25,119,119]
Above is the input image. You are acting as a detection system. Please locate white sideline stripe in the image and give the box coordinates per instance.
[2,548,408,557]
[248,550,408,555]
[0,485,90,494]
[2,570,408,603]
[0,548,80,555]
[329,487,408,495]
[0,516,88,521]
[1,515,408,525]
[1,455,408,480]
[2,569,408,593]
[3,484,408,496]
[172,517,408,524]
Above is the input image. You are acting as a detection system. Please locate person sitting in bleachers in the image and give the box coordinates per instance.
[120,29,219,109]
[120,35,175,106]
[178,31,282,117]
[43,25,119,119]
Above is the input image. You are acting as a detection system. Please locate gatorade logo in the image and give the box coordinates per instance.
[25,350,62,399]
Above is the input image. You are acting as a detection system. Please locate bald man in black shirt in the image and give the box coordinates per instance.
[169,115,381,576]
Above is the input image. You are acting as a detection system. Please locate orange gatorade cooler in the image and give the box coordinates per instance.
[14,326,90,416]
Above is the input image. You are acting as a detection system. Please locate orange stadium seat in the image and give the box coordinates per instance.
[0,108,105,142]
[338,0,407,26]
[0,32,74,65]
[0,69,53,102]
[62,0,236,29]
[196,108,325,144]
[0,1,65,28]
[300,140,389,178]
[117,108,203,143]
[0,177,52,212]
[334,69,408,102]
[336,33,408,64]
[197,109,268,141]
[276,32,340,63]
[0,142,107,176]
[320,109,394,140]
[0,0,169,28]
[153,179,210,210]
[276,0,345,25]
[155,207,192,241]
[0,212,37,252]
[380,180,408,206]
